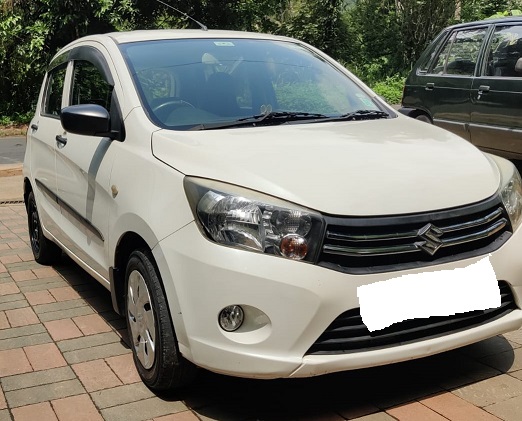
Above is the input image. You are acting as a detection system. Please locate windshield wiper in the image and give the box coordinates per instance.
[192,111,329,130]
[324,109,390,122]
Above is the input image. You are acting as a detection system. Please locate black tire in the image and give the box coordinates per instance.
[415,113,432,124]
[27,191,62,265]
[125,249,197,391]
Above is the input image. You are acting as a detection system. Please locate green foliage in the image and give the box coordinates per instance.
[1,0,521,123]
[370,75,405,105]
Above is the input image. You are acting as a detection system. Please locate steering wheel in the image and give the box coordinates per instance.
[152,99,195,120]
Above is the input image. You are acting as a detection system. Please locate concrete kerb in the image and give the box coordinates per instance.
[0,163,23,202]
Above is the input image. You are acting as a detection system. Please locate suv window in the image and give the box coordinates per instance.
[71,60,113,111]
[43,65,67,117]
[430,28,486,76]
[485,25,522,77]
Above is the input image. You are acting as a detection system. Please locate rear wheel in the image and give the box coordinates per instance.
[27,191,62,264]
[125,249,197,391]
[415,113,432,124]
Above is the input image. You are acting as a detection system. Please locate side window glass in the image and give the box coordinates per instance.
[71,60,113,111]
[430,29,486,76]
[43,65,67,117]
[486,25,522,77]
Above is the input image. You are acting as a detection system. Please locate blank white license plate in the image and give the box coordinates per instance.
[357,256,501,332]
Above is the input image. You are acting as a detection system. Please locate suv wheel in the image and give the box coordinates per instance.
[415,113,432,124]
[125,249,197,390]
[27,191,62,264]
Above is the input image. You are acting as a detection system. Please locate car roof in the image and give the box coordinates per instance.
[445,16,522,31]
[106,29,292,44]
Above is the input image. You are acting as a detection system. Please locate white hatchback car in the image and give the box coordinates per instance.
[24,29,522,391]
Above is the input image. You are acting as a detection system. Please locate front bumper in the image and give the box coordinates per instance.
[152,221,522,379]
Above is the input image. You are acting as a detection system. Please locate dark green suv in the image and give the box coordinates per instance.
[400,17,522,159]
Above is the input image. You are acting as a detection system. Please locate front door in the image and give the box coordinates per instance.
[470,24,522,157]
[421,26,488,141]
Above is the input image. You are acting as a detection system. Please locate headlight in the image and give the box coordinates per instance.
[500,166,522,231]
[185,178,325,262]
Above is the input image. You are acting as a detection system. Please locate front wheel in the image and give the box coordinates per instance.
[27,191,62,265]
[125,249,197,391]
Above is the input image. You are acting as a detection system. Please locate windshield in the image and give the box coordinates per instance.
[119,38,383,130]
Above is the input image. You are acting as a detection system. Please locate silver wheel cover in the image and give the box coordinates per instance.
[127,270,156,369]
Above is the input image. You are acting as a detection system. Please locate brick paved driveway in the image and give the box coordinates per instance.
[1,203,522,421]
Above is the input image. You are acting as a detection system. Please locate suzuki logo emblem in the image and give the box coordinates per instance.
[415,223,444,256]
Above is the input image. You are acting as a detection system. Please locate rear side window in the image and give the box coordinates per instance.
[70,60,113,111]
[485,25,522,77]
[430,28,487,76]
[43,65,67,117]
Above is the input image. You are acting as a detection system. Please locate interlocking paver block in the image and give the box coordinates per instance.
[481,347,522,373]
[37,306,93,322]
[90,383,155,409]
[0,293,24,304]
[0,300,28,312]
[72,314,112,335]
[105,354,140,384]
[44,319,83,341]
[34,299,86,315]
[2,367,76,392]
[57,332,120,353]
[0,282,19,295]
[52,394,103,421]
[0,255,21,264]
[10,270,36,282]
[24,290,56,306]
[350,413,396,420]
[453,374,522,407]
[5,307,38,327]
[72,359,122,392]
[0,324,46,341]
[0,409,11,421]
[421,392,501,420]
[0,332,51,351]
[18,280,68,294]
[63,342,129,364]
[0,348,32,377]
[154,413,200,421]
[101,397,187,421]
[485,394,522,421]
[0,312,8,330]
[5,379,84,408]
[32,267,59,279]
[0,386,5,410]
[11,401,58,421]
[24,343,67,371]
[48,287,80,302]
[386,401,446,420]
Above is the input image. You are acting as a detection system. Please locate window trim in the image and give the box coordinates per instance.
[41,63,68,119]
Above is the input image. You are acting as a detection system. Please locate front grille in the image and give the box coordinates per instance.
[306,281,517,355]
[319,197,511,274]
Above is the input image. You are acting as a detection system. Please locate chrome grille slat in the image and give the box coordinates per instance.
[319,204,510,272]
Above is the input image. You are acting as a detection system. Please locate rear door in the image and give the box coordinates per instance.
[470,24,522,157]
[420,26,488,141]
[28,57,68,235]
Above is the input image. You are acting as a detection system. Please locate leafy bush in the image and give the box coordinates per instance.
[370,75,405,104]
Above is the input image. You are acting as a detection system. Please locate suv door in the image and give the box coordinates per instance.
[54,46,120,280]
[28,59,68,235]
[420,27,488,141]
[470,24,522,157]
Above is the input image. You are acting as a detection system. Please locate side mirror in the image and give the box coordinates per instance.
[516,57,522,73]
[60,104,115,139]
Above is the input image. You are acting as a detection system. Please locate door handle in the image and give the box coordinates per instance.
[55,134,67,146]
[425,83,435,91]
[30,124,38,131]
[478,85,490,94]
